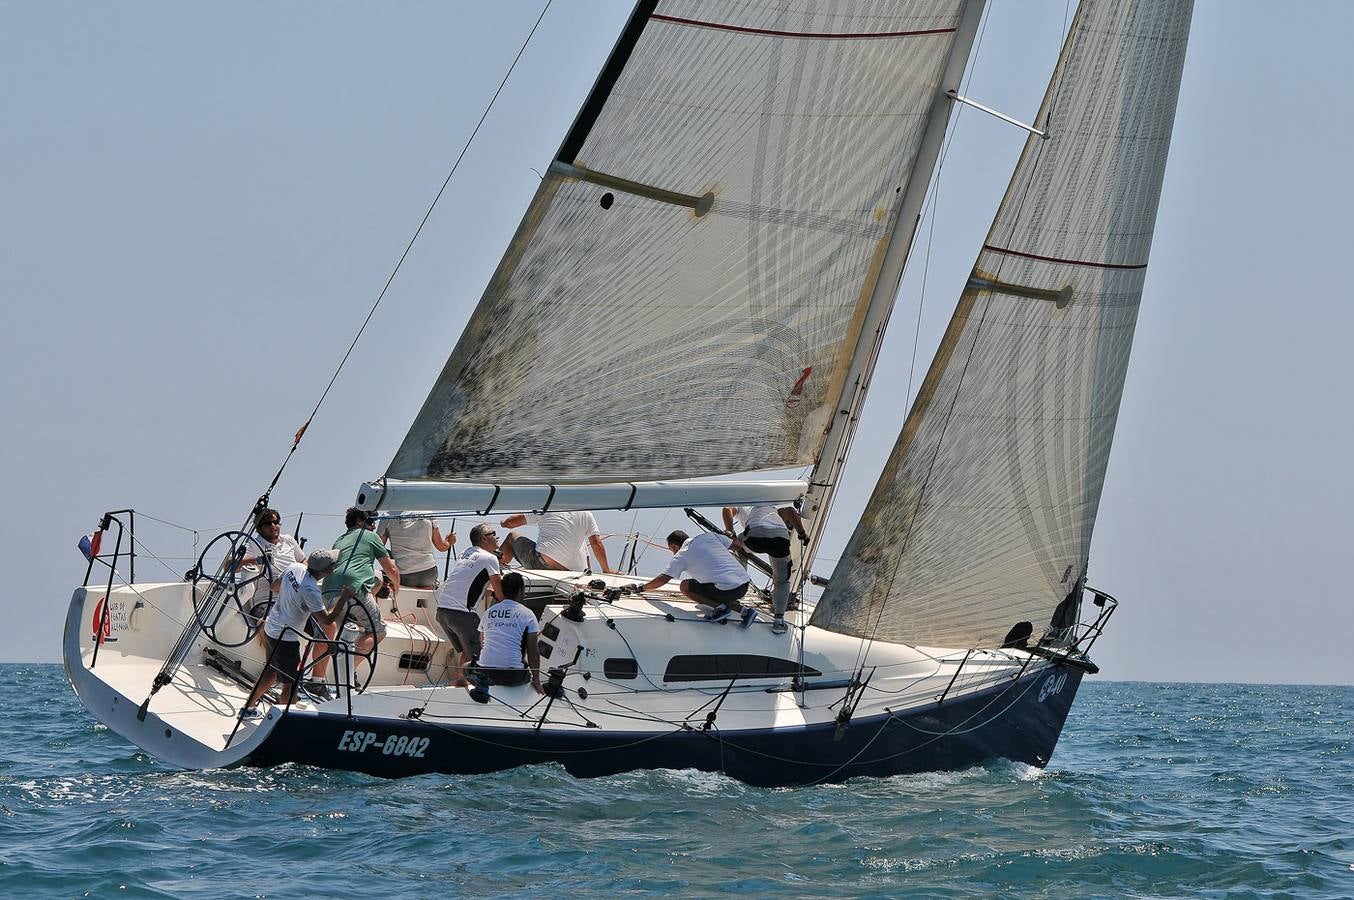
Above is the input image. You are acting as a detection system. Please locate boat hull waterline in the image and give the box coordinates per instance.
[248,667,1083,787]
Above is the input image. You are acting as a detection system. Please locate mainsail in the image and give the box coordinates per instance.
[811,0,1193,648]
[390,0,975,484]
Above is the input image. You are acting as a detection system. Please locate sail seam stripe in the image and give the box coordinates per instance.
[649,15,956,41]
[982,243,1147,270]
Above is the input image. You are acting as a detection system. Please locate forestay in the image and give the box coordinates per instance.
[812,0,1193,649]
[390,0,969,483]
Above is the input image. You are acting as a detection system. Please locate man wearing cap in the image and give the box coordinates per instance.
[240,549,352,719]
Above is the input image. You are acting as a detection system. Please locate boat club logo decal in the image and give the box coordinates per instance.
[90,597,116,644]
[1038,671,1068,703]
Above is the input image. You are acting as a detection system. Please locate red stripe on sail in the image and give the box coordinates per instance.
[650,14,955,40]
[983,244,1148,270]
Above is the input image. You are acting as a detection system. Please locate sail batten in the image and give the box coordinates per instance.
[811,0,1193,650]
[390,1,970,484]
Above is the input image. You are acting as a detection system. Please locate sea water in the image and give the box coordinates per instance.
[0,665,1348,898]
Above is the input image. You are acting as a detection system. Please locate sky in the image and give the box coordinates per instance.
[2,1,1349,685]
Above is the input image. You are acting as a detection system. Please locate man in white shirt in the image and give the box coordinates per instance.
[435,523,504,685]
[722,504,807,635]
[238,508,307,614]
[241,549,352,718]
[476,572,544,693]
[633,530,756,628]
[499,510,614,573]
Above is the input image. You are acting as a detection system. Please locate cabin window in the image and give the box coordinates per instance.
[604,658,639,680]
[663,655,821,683]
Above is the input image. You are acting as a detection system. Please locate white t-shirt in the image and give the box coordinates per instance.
[378,516,437,575]
[437,546,500,612]
[524,511,600,572]
[264,563,326,640]
[735,506,788,533]
[478,598,540,670]
[261,534,306,578]
[664,533,750,590]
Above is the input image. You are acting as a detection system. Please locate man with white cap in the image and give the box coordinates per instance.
[240,548,353,718]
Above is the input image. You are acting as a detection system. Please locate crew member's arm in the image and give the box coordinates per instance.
[378,555,400,594]
[589,534,615,574]
[432,525,453,553]
[721,507,738,536]
[487,572,505,603]
[779,507,809,544]
[524,632,544,694]
[316,585,356,626]
[633,574,671,593]
[500,514,528,530]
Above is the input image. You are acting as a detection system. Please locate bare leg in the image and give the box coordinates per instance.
[308,619,338,680]
[500,534,518,566]
[244,671,276,710]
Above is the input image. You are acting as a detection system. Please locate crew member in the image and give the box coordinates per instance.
[378,512,453,589]
[237,508,307,644]
[240,549,352,718]
[476,572,544,693]
[435,523,504,685]
[317,507,396,682]
[499,510,614,574]
[722,504,807,635]
[633,529,756,628]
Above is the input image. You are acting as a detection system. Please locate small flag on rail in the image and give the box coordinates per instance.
[78,530,103,562]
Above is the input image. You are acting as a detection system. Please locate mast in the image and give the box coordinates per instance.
[799,0,988,579]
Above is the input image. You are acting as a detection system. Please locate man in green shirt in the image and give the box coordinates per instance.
[313,507,399,682]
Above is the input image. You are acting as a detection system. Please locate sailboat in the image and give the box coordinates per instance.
[64,0,1192,786]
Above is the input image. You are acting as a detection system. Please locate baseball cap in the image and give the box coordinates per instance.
[307,548,341,572]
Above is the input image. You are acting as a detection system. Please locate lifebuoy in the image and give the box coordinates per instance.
[91,597,111,642]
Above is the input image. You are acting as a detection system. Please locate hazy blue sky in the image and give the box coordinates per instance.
[3,2,1349,684]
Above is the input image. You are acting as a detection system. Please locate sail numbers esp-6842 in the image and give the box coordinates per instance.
[336,730,429,758]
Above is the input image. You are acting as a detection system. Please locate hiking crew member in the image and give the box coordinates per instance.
[633,530,756,628]
[499,510,614,574]
[241,550,352,718]
[476,572,544,693]
[435,523,503,685]
[722,504,807,635]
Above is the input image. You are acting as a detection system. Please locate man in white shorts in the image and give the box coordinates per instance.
[499,510,614,574]
[435,523,503,685]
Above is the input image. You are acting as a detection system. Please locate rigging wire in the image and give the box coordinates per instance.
[258,0,556,497]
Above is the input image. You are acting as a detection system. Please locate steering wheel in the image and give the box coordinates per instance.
[191,530,273,648]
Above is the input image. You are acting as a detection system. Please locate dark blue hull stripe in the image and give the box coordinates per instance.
[247,666,1085,787]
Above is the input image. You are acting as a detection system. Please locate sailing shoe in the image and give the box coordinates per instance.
[239,707,261,721]
[740,607,757,629]
[771,617,788,635]
[706,604,733,624]
[301,682,333,703]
